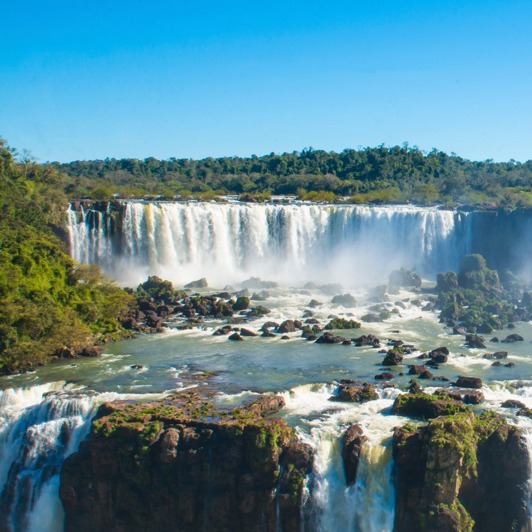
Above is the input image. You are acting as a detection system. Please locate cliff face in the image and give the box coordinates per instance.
[60,392,313,532]
[393,411,530,532]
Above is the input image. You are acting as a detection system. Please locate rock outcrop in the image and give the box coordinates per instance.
[60,392,313,532]
[393,411,529,532]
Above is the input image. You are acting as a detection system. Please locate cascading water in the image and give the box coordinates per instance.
[67,202,473,286]
[0,382,165,532]
[0,383,97,532]
[281,384,402,532]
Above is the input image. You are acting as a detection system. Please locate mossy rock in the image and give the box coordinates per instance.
[391,392,470,419]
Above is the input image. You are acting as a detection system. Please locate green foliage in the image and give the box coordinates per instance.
[0,138,133,374]
[50,144,532,208]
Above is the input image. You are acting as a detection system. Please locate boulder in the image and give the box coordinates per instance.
[455,376,483,389]
[465,334,486,349]
[184,277,208,289]
[315,332,345,344]
[429,347,449,364]
[240,328,258,337]
[232,296,251,311]
[80,346,102,357]
[501,334,524,343]
[278,320,296,334]
[331,382,378,403]
[342,425,368,485]
[382,349,404,366]
[482,351,508,360]
[331,293,357,307]
[228,332,243,341]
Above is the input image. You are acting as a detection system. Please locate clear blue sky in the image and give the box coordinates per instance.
[1,0,531,163]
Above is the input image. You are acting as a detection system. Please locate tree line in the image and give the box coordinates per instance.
[51,145,532,208]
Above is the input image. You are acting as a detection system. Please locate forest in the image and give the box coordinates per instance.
[52,145,532,208]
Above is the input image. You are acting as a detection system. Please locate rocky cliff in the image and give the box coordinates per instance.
[60,392,313,532]
[393,410,529,532]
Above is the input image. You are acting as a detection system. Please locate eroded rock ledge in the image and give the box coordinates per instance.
[393,409,529,532]
[60,392,313,532]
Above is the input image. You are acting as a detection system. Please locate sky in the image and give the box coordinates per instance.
[1,0,531,163]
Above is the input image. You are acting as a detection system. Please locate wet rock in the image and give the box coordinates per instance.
[331,382,378,403]
[80,346,102,357]
[382,349,403,366]
[391,392,468,419]
[455,376,483,389]
[501,334,524,343]
[261,331,276,338]
[501,399,526,409]
[280,335,290,340]
[184,277,208,289]
[466,334,486,349]
[360,313,383,323]
[419,370,434,380]
[482,351,508,360]
[437,388,484,405]
[407,365,427,375]
[261,321,280,331]
[324,318,361,330]
[278,320,296,333]
[130,364,144,370]
[331,293,357,307]
[504,362,516,368]
[228,332,243,341]
[408,380,422,393]
[251,291,270,301]
[308,299,322,308]
[342,425,368,485]
[490,337,499,343]
[233,296,251,311]
[315,332,345,344]
[429,347,449,364]
[240,328,258,337]
[247,305,271,318]
[352,334,380,347]
[213,325,233,336]
[375,372,394,380]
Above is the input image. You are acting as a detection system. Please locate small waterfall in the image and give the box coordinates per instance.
[0,382,165,532]
[280,384,401,532]
[0,383,97,532]
[67,201,475,286]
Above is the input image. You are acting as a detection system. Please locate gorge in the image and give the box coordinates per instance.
[1,201,532,532]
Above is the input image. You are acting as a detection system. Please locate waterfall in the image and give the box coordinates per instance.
[0,383,97,532]
[67,201,474,286]
[0,382,165,532]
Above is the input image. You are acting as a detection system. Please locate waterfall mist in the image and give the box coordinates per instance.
[67,202,475,287]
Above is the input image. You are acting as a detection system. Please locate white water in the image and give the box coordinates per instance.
[281,384,402,532]
[0,382,166,532]
[67,202,472,286]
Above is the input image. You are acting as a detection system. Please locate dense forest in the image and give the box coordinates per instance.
[0,139,133,374]
[53,145,532,208]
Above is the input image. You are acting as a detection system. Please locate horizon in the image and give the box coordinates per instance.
[2,1,531,164]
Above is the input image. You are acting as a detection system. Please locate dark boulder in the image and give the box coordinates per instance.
[382,349,403,366]
[278,320,296,333]
[501,334,524,343]
[342,425,368,485]
[331,382,378,403]
[228,332,244,341]
[80,346,102,357]
[240,328,258,337]
[455,376,483,389]
[466,334,486,349]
